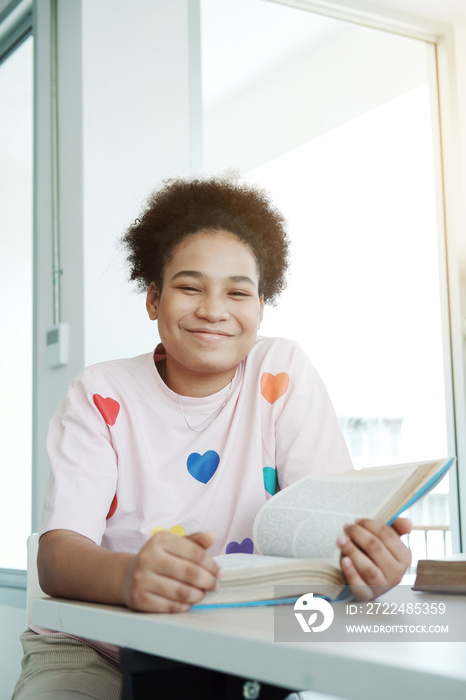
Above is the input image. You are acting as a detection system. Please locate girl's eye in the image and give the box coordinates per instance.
[229,290,250,298]
[178,285,199,293]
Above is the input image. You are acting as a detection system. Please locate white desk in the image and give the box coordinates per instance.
[32,589,466,700]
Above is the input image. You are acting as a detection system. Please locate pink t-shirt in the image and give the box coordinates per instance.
[37,336,353,660]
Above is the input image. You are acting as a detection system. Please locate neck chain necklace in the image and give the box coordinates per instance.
[161,359,233,433]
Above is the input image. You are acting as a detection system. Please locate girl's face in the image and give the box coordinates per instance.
[146,230,264,397]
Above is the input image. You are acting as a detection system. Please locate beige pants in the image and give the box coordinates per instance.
[11,630,122,700]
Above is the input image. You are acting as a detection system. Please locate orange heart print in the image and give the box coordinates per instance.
[260,372,290,404]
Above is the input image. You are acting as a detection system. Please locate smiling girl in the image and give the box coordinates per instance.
[13,176,411,700]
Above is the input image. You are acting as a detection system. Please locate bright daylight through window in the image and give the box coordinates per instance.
[0,34,33,571]
[201,0,452,567]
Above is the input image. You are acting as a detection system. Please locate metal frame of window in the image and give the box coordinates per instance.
[0,0,32,63]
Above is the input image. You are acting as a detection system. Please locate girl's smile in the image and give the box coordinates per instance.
[186,328,233,343]
[146,230,264,397]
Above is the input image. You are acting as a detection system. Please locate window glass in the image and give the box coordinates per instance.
[0,35,33,570]
[201,0,450,561]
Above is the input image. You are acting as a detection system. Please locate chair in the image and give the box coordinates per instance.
[26,533,48,628]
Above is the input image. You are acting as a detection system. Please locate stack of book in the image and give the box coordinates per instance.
[413,555,466,594]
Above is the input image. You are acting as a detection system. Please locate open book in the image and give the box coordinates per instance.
[196,457,454,607]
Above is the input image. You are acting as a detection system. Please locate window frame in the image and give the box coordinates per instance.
[0,0,32,63]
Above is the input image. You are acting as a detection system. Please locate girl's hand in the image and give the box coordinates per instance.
[336,517,412,601]
[121,530,222,613]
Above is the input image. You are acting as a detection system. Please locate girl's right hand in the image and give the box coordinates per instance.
[121,530,222,612]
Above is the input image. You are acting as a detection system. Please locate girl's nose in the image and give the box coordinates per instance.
[195,294,229,321]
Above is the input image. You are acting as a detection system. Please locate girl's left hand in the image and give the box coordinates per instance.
[336,517,412,601]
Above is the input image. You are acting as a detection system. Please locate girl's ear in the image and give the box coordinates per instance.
[146,282,160,320]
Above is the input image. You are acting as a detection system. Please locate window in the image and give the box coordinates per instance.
[0,32,33,571]
[201,0,453,562]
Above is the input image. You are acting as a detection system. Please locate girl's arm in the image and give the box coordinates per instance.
[38,528,221,613]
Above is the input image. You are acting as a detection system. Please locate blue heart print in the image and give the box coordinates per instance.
[263,466,278,495]
[187,450,220,484]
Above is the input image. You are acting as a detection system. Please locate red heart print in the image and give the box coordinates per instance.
[260,372,290,404]
[106,494,118,519]
[93,394,120,426]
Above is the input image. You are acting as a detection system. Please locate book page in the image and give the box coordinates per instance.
[214,553,292,571]
[253,470,410,560]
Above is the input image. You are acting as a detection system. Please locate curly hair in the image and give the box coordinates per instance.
[120,175,289,305]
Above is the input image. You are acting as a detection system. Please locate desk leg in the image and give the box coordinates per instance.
[119,648,297,699]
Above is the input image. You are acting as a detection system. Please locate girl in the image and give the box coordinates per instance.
[13,176,411,699]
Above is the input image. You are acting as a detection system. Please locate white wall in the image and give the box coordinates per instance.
[32,0,86,557]
[81,0,194,367]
